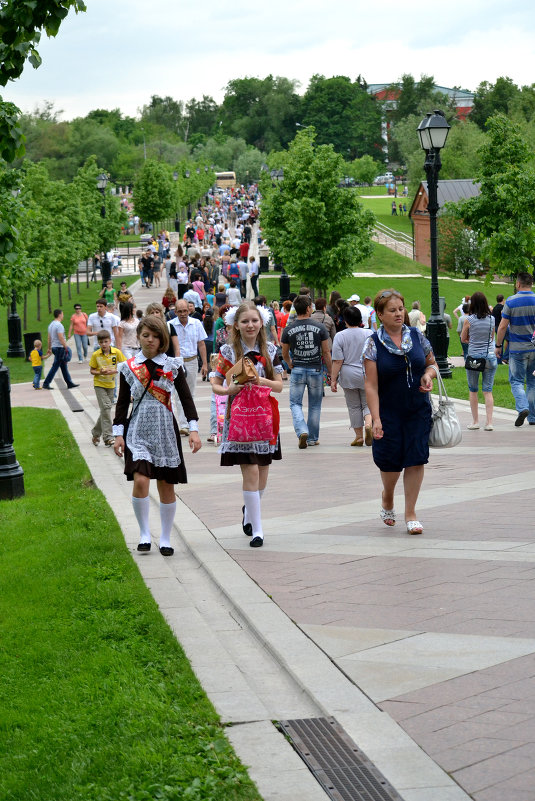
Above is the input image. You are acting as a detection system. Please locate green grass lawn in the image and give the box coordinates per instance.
[358,195,413,236]
[1,408,262,801]
[0,274,139,383]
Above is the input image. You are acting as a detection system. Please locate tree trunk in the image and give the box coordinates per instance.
[23,294,27,330]
[36,286,41,322]
[67,273,72,300]
[58,281,62,306]
[47,283,52,314]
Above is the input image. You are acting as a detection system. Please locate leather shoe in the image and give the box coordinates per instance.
[159,546,174,556]
[250,536,263,548]
[137,542,151,552]
[67,383,79,389]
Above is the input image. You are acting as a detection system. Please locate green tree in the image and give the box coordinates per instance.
[438,205,482,278]
[185,95,219,138]
[234,148,266,185]
[460,114,535,276]
[386,75,453,163]
[133,159,175,223]
[301,74,383,160]
[259,128,374,293]
[220,76,301,151]
[347,154,382,185]
[140,95,184,137]
[471,77,521,129]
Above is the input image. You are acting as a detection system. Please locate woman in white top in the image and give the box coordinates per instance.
[331,306,373,446]
[461,291,497,431]
[116,301,139,358]
[227,279,242,307]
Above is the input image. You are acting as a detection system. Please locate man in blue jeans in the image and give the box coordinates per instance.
[42,309,79,390]
[281,294,332,448]
[495,272,535,426]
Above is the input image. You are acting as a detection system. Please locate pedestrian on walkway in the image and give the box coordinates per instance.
[89,329,126,447]
[68,303,89,362]
[211,302,283,548]
[363,289,438,535]
[42,309,79,390]
[281,294,332,448]
[168,299,208,435]
[330,306,373,446]
[461,292,497,431]
[495,272,535,426]
[113,315,201,556]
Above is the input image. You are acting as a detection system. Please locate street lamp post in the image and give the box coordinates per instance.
[185,169,191,219]
[0,356,25,499]
[7,188,24,358]
[173,171,180,233]
[97,172,108,219]
[417,110,451,378]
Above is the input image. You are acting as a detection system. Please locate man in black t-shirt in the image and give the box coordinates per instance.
[140,250,154,288]
[281,295,332,449]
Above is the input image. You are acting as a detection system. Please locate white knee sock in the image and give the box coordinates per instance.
[159,501,176,549]
[244,489,265,526]
[243,490,263,539]
[132,496,151,544]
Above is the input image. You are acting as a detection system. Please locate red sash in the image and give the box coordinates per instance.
[127,358,172,411]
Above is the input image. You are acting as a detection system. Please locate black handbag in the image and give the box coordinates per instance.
[464,317,492,373]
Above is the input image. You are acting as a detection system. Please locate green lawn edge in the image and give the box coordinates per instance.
[1,408,262,801]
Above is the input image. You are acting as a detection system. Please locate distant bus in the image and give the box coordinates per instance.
[215,171,236,189]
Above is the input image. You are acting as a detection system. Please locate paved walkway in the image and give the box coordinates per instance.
[11,280,535,801]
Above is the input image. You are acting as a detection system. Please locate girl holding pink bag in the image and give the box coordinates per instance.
[211,302,284,548]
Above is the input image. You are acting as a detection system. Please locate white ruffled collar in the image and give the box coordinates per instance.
[133,351,166,365]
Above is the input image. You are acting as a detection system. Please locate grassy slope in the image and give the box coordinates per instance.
[1,408,261,801]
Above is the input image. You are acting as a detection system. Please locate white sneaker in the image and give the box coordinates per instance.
[467,423,480,430]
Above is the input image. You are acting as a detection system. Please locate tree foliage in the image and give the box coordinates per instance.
[460,114,535,276]
[301,75,383,160]
[438,205,482,278]
[259,128,374,291]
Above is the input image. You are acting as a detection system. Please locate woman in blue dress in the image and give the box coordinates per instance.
[363,289,439,535]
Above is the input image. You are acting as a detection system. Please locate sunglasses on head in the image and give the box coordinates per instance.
[379,291,402,300]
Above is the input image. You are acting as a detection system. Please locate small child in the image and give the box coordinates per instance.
[89,330,126,446]
[30,339,43,390]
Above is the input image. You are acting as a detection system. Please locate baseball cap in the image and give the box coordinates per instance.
[348,294,360,303]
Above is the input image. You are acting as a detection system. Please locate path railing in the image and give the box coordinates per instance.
[373,222,414,260]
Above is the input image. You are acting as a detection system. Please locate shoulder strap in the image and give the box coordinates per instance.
[128,360,158,421]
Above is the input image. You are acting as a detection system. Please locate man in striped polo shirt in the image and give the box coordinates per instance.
[495,272,535,426]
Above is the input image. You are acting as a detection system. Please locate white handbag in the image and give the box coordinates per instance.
[429,371,462,448]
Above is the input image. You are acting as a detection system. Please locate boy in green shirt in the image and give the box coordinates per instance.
[89,329,126,446]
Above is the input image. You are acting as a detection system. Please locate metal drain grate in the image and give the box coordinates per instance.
[279,717,404,801]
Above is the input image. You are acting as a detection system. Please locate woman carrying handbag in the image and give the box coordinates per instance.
[211,302,284,548]
[461,291,497,431]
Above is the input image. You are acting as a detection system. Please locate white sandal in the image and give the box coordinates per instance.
[380,508,396,527]
[406,520,423,535]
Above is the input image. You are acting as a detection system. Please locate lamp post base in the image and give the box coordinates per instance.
[426,318,452,378]
[7,312,25,358]
[0,452,25,499]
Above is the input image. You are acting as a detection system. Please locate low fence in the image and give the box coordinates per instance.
[373,223,414,260]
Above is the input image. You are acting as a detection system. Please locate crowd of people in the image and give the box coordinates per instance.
[35,182,535,551]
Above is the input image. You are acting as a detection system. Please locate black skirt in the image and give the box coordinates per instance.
[220,437,282,467]
[124,415,188,484]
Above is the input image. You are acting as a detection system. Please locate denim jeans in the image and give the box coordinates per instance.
[508,350,535,422]
[33,366,42,389]
[466,352,498,393]
[74,333,88,361]
[43,347,75,388]
[289,366,324,443]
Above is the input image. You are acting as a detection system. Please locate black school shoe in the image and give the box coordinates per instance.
[159,546,174,556]
[242,506,253,536]
[137,542,151,552]
[250,536,263,548]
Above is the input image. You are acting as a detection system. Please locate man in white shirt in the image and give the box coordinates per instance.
[348,294,371,328]
[183,285,203,311]
[87,299,119,348]
[248,257,259,297]
[237,258,248,298]
[169,300,208,434]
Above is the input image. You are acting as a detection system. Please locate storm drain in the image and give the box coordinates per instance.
[278,717,404,801]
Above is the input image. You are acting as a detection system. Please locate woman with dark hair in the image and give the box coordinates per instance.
[331,306,373,446]
[327,290,342,322]
[334,298,349,333]
[116,301,139,358]
[363,289,438,535]
[113,315,201,556]
[461,291,497,431]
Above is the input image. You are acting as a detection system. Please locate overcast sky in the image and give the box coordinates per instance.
[4,0,534,120]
